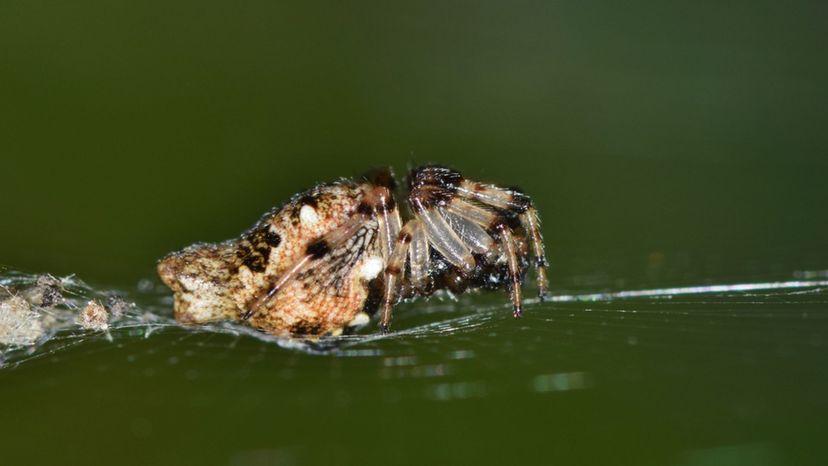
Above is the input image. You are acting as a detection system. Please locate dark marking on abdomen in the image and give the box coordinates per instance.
[264,230,282,248]
[306,239,331,259]
[290,321,323,335]
[298,195,319,208]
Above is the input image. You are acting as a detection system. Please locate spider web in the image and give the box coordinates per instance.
[2,263,828,370]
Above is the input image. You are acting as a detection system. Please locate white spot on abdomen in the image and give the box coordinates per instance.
[299,204,320,225]
[359,256,384,280]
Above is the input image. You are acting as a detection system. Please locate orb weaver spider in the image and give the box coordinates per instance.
[158,165,548,338]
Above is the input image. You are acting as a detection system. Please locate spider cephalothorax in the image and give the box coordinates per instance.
[158,165,548,338]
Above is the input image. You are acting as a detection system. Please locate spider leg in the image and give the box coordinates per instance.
[411,198,476,274]
[363,170,402,261]
[444,198,499,227]
[456,180,528,211]
[454,182,549,299]
[242,214,369,320]
[408,220,430,292]
[379,220,418,332]
[497,224,524,318]
[521,206,549,300]
[443,200,525,317]
[442,208,496,259]
[404,165,548,321]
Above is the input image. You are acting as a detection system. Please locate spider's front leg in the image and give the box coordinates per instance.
[362,167,402,262]
[358,168,410,333]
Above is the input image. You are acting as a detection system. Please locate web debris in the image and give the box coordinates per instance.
[0,269,168,368]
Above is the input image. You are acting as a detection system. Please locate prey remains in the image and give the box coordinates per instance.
[158,165,548,338]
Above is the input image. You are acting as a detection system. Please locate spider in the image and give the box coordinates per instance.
[157,165,548,338]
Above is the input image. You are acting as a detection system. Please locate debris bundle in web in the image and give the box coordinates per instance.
[0,269,162,368]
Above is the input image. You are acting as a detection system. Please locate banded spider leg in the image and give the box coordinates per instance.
[452,178,549,298]
[378,166,549,331]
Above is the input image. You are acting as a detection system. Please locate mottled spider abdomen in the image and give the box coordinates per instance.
[158,181,386,337]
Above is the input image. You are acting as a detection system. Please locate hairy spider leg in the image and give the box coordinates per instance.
[372,187,402,263]
[455,181,549,299]
[442,209,496,258]
[521,206,548,300]
[411,197,476,274]
[407,220,430,292]
[498,225,524,317]
[404,165,544,321]
[442,199,524,317]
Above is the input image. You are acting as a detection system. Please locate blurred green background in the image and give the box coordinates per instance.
[2,1,827,465]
